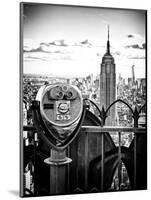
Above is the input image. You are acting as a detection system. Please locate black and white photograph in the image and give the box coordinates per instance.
[20,2,147,197]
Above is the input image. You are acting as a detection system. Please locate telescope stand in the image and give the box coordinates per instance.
[44,148,72,194]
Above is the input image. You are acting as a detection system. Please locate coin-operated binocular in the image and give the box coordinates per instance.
[32,83,86,166]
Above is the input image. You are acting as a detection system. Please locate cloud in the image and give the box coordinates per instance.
[80,39,92,47]
[24,46,51,53]
[113,51,121,56]
[24,55,47,61]
[54,55,73,60]
[127,56,145,59]
[23,39,97,63]
[123,33,145,49]
[40,40,69,47]
[125,43,145,50]
[126,33,143,39]
[127,49,145,59]
[127,34,134,38]
[24,38,39,49]
[123,33,146,51]
[142,43,146,49]
[96,53,102,57]
[40,42,50,47]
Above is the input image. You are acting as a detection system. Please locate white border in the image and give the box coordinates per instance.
[0,0,150,200]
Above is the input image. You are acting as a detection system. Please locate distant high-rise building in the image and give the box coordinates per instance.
[100,26,116,126]
[131,64,135,86]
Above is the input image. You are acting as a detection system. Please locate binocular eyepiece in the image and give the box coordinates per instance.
[48,85,77,100]
[56,90,73,100]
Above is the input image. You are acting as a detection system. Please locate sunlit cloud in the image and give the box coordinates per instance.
[123,33,145,47]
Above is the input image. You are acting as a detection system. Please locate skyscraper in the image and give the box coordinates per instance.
[131,64,135,86]
[100,26,116,126]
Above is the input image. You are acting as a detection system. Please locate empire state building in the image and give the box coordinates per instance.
[100,26,116,126]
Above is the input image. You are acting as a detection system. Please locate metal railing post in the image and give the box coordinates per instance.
[133,106,139,189]
[100,106,106,192]
[118,132,122,190]
[101,133,104,191]
[84,132,89,192]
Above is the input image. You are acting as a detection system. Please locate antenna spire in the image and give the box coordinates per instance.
[108,24,110,41]
[107,25,110,54]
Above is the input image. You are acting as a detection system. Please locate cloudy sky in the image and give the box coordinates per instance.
[23,3,146,79]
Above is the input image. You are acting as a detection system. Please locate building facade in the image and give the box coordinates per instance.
[100,26,116,126]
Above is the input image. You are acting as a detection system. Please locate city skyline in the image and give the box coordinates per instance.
[23,4,146,79]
